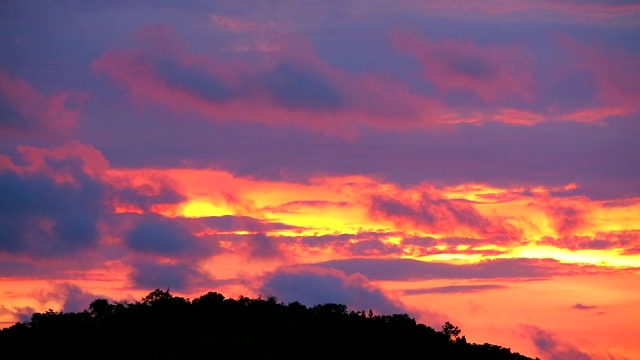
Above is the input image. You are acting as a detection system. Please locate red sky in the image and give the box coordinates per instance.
[1,1,639,359]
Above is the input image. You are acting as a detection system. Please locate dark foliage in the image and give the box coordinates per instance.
[0,289,538,360]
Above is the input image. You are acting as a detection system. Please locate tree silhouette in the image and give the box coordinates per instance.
[442,321,462,340]
[0,288,538,360]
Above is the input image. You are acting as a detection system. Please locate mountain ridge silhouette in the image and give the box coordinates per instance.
[0,288,539,359]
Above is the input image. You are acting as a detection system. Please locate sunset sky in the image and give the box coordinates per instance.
[1,1,639,358]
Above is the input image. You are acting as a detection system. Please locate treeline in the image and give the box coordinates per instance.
[0,289,537,359]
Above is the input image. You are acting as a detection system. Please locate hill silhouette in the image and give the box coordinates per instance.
[0,289,538,359]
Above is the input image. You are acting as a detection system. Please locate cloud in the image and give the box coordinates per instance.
[315,257,629,281]
[0,142,186,258]
[90,24,459,132]
[405,284,507,295]
[154,58,237,103]
[539,196,591,236]
[93,114,640,201]
[246,233,283,258]
[58,283,110,313]
[260,265,408,315]
[298,232,402,255]
[129,259,214,292]
[197,215,297,232]
[538,230,640,254]
[558,34,640,113]
[264,200,349,214]
[256,62,347,111]
[0,305,35,324]
[0,69,86,140]
[369,190,496,236]
[347,239,402,257]
[124,214,205,256]
[522,325,592,360]
[0,164,103,256]
[300,233,355,247]
[572,303,596,310]
[403,0,640,23]
[394,34,534,103]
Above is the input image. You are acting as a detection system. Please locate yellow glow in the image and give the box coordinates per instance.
[102,168,640,271]
[182,200,232,217]
[415,253,485,263]
[508,245,640,267]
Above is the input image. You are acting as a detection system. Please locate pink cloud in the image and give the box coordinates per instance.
[546,203,588,236]
[0,141,185,212]
[368,186,520,240]
[557,107,629,123]
[394,33,535,102]
[92,26,461,133]
[0,70,86,139]
[558,35,640,114]
[0,141,109,186]
[492,108,546,125]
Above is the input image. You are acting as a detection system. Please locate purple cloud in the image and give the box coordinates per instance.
[315,258,629,281]
[405,284,507,295]
[572,303,596,310]
[256,62,346,111]
[523,325,592,360]
[125,214,203,256]
[129,260,214,292]
[59,283,111,313]
[0,142,187,259]
[260,265,408,315]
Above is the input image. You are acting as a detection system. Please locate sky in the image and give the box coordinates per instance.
[1,1,639,358]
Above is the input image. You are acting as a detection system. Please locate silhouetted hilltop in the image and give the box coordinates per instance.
[0,289,538,359]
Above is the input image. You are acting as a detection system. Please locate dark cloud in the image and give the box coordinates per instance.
[299,232,393,248]
[0,171,102,256]
[155,59,236,103]
[260,266,407,315]
[448,55,498,82]
[256,62,346,111]
[247,232,282,258]
[300,233,355,247]
[402,236,438,247]
[129,260,213,292]
[59,283,110,313]
[112,182,185,212]
[0,143,187,258]
[572,303,596,310]
[347,239,402,257]
[405,284,507,295]
[315,257,627,281]
[125,215,200,256]
[208,231,286,259]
